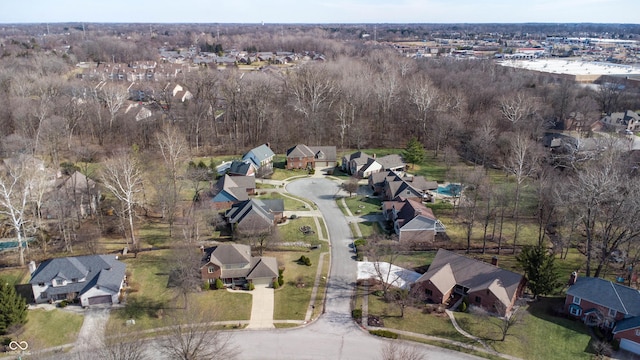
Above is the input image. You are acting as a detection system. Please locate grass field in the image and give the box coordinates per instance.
[15,309,84,350]
[344,195,382,216]
[257,192,309,211]
[272,250,322,320]
[277,217,320,246]
[454,297,592,360]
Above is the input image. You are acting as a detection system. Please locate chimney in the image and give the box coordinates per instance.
[200,245,205,254]
[491,256,498,266]
[28,261,37,274]
[569,271,578,286]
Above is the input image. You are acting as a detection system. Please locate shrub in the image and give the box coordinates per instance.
[289,214,297,220]
[459,299,468,312]
[273,280,280,289]
[372,290,384,297]
[58,300,69,308]
[215,279,224,290]
[353,239,366,247]
[297,255,312,266]
[612,339,620,351]
[278,269,284,287]
[352,308,362,319]
[369,330,398,339]
[202,281,210,291]
[248,283,255,291]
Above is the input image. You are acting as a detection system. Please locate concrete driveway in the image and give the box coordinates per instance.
[246,284,275,329]
[74,307,110,352]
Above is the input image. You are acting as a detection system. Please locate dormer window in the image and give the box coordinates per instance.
[54,279,64,286]
[38,282,45,287]
[72,278,78,283]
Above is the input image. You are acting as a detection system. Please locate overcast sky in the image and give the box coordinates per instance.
[1,0,638,24]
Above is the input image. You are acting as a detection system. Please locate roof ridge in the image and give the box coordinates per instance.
[611,281,629,314]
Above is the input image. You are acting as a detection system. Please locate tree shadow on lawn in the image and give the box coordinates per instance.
[527,296,591,340]
[119,296,168,320]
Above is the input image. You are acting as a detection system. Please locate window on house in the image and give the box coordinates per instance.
[38,282,45,287]
[609,308,617,318]
[54,279,64,286]
[570,307,582,316]
[72,278,78,283]
[475,296,482,303]
[425,289,432,296]
[572,296,581,305]
[635,329,640,337]
[41,293,48,299]
[208,267,215,274]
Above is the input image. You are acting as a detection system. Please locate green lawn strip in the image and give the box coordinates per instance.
[311,253,330,319]
[277,218,319,246]
[138,222,171,248]
[454,298,592,360]
[317,217,327,240]
[401,335,501,360]
[367,294,469,343]
[257,192,309,211]
[191,290,252,321]
[274,323,300,329]
[357,221,382,238]
[272,250,321,320]
[393,251,437,272]
[16,309,83,350]
[0,267,29,285]
[344,195,382,216]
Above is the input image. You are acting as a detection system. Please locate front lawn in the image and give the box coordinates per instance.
[15,309,84,350]
[256,192,309,211]
[277,217,320,246]
[366,293,469,343]
[344,195,382,216]
[454,297,592,360]
[272,250,322,320]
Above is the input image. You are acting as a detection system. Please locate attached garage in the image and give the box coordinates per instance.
[251,277,273,287]
[620,339,640,355]
[88,295,113,306]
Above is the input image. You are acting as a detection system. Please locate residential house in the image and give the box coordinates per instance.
[42,171,101,219]
[227,160,256,177]
[565,273,640,354]
[242,144,275,178]
[286,144,337,170]
[200,244,278,287]
[376,170,436,202]
[211,175,256,210]
[342,151,407,178]
[226,198,284,235]
[413,249,525,316]
[342,151,373,176]
[382,197,446,243]
[29,255,126,307]
[602,110,640,133]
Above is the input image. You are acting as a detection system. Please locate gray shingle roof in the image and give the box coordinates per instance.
[29,255,125,296]
[567,276,640,316]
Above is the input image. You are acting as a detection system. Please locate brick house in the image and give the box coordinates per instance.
[286,144,337,170]
[382,197,446,243]
[200,244,278,287]
[211,175,256,210]
[565,274,640,354]
[413,249,525,316]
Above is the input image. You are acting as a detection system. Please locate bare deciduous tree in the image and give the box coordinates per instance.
[159,306,237,360]
[379,341,425,360]
[101,151,143,248]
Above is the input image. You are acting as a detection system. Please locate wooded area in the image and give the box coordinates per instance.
[1,23,640,281]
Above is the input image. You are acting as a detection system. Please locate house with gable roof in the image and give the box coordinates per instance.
[383,197,446,243]
[226,198,284,235]
[211,174,256,210]
[413,249,525,316]
[285,144,337,170]
[565,274,640,354]
[200,243,278,287]
[242,144,275,178]
[29,255,126,307]
[227,160,256,177]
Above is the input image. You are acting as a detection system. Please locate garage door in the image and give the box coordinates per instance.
[88,295,112,305]
[620,339,640,355]
[252,278,272,287]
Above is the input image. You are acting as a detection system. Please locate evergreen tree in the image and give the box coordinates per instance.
[516,245,561,298]
[0,282,27,334]
[403,137,425,169]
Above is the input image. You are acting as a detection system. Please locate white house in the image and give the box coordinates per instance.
[29,255,126,307]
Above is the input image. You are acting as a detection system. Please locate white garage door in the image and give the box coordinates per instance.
[252,278,272,287]
[88,295,112,305]
[620,339,640,355]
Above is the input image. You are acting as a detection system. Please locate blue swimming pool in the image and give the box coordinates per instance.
[437,183,461,197]
[0,238,34,251]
